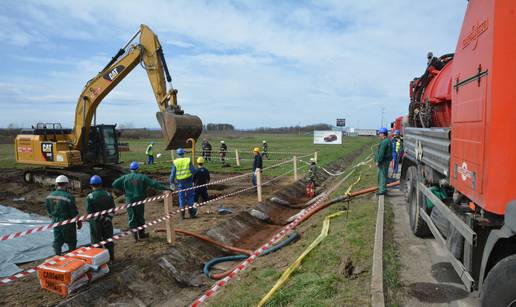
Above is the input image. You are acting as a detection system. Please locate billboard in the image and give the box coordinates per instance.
[314,131,342,145]
[336,118,346,127]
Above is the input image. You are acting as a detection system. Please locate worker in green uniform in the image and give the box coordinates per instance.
[86,175,115,261]
[45,175,81,255]
[375,127,392,195]
[112,161,168,241]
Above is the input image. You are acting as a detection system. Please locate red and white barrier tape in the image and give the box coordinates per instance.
[0,168,258,242]
[191,156,371,306]
[0,183,258,285]
[191,191,331,306]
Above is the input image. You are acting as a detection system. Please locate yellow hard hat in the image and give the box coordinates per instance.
[197,157,205,164]
[253,147,260,153]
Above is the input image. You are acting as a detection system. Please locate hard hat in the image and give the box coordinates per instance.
[130,161,139,170]
[427,51,433,59]
[310,158,315,163]
[176,148,185,155]
[262,140,266,143]
[378,127,388,134]
[90,175,102,185]
[197,157,205,164]
[220,140,224,143]
[55,175,69,184]
[150,141,155,145]
[394,130,400,135]
[253,147,260,153]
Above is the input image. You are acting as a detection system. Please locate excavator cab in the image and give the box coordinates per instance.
[81,125,120,165]
[156,110,203,150]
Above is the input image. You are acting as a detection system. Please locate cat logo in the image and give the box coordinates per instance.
[103,65,125,82]
[41,142,54,161]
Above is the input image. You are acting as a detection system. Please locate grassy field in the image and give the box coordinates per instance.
[1,135,375,176]
[209,145,387,306]
[121,134,375,176]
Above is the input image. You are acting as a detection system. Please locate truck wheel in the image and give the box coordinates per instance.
[481,254,516,307]
[407,166,430,237]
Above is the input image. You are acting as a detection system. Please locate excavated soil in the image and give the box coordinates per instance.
[0,145,367,307]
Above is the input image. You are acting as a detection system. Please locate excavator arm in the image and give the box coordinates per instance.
[73,24,202,151]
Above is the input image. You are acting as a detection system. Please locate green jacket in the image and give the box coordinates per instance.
[46,189,78,223]
[86,189,115,221]
[376,138,392,164]
[112,172,167,203]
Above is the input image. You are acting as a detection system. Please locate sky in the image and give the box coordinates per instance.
[0,0,466,129]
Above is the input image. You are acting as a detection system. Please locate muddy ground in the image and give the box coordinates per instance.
[0,146,366,307]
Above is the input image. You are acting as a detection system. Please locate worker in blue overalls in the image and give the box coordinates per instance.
[169,148,197,219]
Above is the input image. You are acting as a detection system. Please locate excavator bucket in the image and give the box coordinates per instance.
[156,111,203,150]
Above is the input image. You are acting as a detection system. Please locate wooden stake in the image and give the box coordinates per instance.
[293,155,298,181]
[314,151,318,163]
[256,168,262,203]
[164,193,175,244]
[235,149,240,167]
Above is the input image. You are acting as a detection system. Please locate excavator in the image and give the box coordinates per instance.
[14,25,202,189]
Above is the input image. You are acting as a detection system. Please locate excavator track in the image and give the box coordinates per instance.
[23,165,126,191]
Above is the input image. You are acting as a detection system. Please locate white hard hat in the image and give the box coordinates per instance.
[262,140,266,143]
[220,140,224,143]
[310,158,315,162]
[55,175,69,184]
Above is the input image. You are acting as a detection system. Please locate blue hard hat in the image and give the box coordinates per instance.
[176,148,185,155]
[90,175,102,185]
[130,161,139,170]
[379,127,388,134]
[394,130,400,135]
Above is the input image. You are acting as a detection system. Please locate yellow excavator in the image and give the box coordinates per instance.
[14,25,202,188]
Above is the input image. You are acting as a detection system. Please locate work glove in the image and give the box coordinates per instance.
[77,220,83,230]
[169,183,176,191]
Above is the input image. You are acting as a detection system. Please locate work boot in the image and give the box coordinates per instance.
[180,211,186,219]
[139,229,149,239]
[133,231,139,242]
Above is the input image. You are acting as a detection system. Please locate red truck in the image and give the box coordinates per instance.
[400,1,516,306]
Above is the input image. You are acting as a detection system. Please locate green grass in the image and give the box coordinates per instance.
[210,146,380,306]
[1,134,376,178]
[384,201,402,307]
[0,144,17,168]
[120,134,375,176]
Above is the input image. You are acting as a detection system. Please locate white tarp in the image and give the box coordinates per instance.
[0,205,117,278]
[313,130,342,145]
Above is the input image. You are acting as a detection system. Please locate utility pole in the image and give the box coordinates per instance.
[380,108,385,128]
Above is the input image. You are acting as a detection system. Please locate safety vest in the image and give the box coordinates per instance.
[146,144,153,156]
[395,139,401,153]
[174,157,192,180]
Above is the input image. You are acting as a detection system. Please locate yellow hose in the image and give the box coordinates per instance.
[257,211,346,307]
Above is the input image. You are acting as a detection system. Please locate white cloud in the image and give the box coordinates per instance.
[0,0,466,129]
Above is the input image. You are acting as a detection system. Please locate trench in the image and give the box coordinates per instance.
[53,146,367,307]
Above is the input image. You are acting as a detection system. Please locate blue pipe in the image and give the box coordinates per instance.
[203,231,300,278]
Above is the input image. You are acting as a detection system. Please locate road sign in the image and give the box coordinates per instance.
[336,118,346,127]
